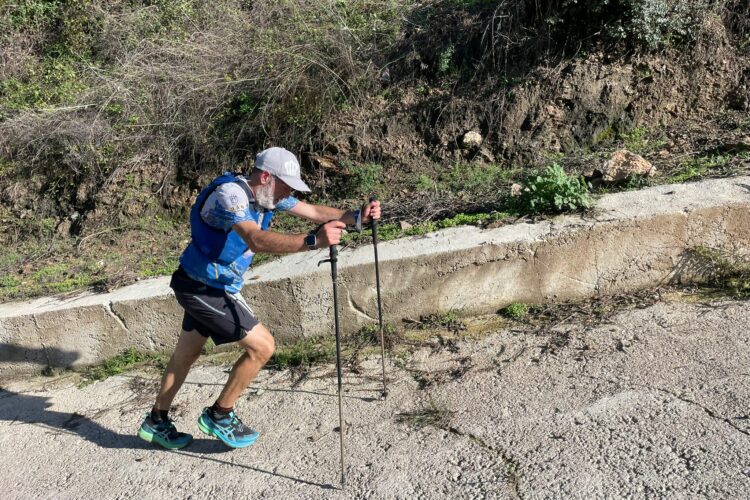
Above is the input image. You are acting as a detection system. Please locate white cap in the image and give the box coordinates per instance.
[254,147,311,192]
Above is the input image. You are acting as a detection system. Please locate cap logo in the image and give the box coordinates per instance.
[282,160,298,175]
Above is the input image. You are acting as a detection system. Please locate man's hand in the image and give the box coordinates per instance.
[362,199,381,223]
[315,220,346,248]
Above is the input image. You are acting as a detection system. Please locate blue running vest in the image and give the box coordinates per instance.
[179,173,274,293]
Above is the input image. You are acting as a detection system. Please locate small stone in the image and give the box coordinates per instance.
[600,149,655,182]
[510,183,524,198]
[461,130,482,149]
[400,221,413,230]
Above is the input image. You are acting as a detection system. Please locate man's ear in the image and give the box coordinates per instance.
[259,170,272,184]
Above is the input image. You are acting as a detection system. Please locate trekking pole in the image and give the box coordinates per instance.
[369,197,388,399]
[320,244,346,487]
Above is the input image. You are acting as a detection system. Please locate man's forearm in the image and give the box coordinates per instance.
[290,200,363,226]
[243,229,308,254]
[311,205,350,224]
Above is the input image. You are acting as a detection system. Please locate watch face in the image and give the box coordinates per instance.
[305,233,316,249]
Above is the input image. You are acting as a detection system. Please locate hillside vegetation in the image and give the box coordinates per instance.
[0,0,748,300]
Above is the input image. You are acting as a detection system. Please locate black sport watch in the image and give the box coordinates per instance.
[305,232,317,250]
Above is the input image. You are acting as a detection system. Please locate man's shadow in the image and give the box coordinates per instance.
[0,388,227,452]
[0,389,335,489]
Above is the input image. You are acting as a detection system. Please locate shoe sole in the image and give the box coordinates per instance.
[137,427,192,450]
[197,416,259,449]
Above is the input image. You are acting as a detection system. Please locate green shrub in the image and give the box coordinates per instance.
[442,162,507,196]
[81,348,164,383]
[515,164,592,214]
[690,246,750,296]
[500,303,531,319]
[438,44,455,73]
[414,174,437,192]
[342,162,385,198]
[270,338,335,369]
[549,0,714,50]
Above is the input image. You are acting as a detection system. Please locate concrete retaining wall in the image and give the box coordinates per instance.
[1,177,749,379]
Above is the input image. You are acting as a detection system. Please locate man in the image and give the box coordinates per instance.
[137,146,381,450]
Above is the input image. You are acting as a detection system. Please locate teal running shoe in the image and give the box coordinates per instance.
[137,414,193,450]
[197,407,260,449]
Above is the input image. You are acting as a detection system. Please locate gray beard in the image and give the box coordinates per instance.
[255,182,276,210]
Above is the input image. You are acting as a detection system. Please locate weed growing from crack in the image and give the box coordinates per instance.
[687,246,750,296]
[79,348,167,386]
[269,338,336,370]
[404,311,466,333]
[397,399,454,431]
[499,302,538,320]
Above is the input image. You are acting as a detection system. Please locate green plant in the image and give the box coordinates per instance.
[442,162,508,195]
[270,338,335,369]
[81,348,165,384]
[139,256,179,278]
[501,303,531,320]
[553,0,714,50]
[342,162,385,198]
[438,44,455,73]
[515,164,592,214]
[201,338,216,355]
[397,399,453,430]
[354,323,395,345]
[668,154,734,183]
[690,246,750,296]
[620,126,667,153]
[410,311,465,332]
[594,126,616,145]
[415,174,436,192]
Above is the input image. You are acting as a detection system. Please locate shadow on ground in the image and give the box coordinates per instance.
[0,344,80,368]
[0,388,337,489]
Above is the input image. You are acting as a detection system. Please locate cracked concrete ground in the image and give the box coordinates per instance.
[1,296,749,499]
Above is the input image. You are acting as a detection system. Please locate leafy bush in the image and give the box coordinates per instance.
[270,338,335,369]
[342,162,385,199]
[514,164,592,214]
[690,246,750,296]
[81,348,164,383]
[500,303,531,320]
[543,0,717,50]
[442,162,508,197]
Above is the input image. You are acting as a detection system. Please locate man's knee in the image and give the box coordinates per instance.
[242,323,275,363]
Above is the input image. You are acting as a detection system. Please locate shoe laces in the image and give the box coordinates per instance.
[154,415,180,438]
[227,411,249,433]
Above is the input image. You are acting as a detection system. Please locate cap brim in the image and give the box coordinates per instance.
[277,175,311,192]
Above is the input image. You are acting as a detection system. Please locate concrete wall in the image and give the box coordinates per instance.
[1,177,749,379]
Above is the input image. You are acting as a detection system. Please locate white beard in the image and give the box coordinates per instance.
[255,181,276,210]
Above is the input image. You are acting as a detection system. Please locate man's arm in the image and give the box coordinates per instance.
[289,200,381,226]
[233,219,345,254]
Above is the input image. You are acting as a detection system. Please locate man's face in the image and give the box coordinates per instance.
[272,176,293,202]
[256,172,293,210]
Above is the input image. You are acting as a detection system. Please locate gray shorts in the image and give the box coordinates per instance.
[170,267,260,346]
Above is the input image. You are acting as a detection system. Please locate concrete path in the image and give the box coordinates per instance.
[1,295,749,499]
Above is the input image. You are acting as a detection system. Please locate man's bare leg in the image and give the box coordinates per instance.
[215,323,275,408]
[154,329,208,411]
[138,329,206,449]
